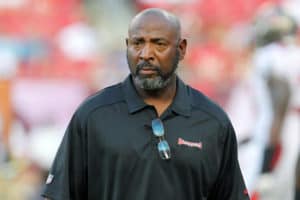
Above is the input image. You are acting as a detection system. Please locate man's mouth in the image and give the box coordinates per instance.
[139,67,158,75]
[137,65,159,76]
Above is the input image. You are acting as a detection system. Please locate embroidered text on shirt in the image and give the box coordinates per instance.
[177,137,202,150]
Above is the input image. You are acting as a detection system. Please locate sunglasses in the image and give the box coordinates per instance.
[151,118,171,160]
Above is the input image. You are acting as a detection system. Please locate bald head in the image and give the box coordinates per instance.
[128,8,181,40]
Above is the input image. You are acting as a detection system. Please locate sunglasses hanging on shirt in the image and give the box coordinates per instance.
[151,118,171,160]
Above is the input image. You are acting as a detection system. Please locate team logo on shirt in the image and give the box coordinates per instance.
[177,137,202,150]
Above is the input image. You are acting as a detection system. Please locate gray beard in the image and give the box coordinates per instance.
[133,75,172,90]
[127,48,180,91]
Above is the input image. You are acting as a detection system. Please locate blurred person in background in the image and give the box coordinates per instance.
[225,41,273,198]
[43,8,249,200]
[251,5,300,200]
[0,43,18,163]
[0,1,99,200]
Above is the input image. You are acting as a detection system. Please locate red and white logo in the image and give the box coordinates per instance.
[177,138,202,150]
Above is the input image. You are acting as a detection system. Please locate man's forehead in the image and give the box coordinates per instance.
[129,21,174,36]
[129,15,178,39]
[131,16,171,29]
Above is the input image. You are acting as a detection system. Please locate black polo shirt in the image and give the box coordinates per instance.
[42,75,249,200]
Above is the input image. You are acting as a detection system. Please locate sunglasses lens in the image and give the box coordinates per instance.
[151,119,171,160]
[157,140,171,160]
[151,119,164,137]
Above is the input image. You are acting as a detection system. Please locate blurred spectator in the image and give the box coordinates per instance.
[226,43,273,197]
[56,21,98,62]
[251,5,300,200]
[0,40,18,162]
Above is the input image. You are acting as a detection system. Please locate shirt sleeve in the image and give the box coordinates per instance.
[42,112,87,200]
[209,121,250,200]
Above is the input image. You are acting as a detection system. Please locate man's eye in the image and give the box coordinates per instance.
[131,41,143,49]
[156,42,167,50]
[157,42,166,46]
[131,40,142,46]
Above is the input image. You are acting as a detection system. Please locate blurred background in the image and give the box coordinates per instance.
[0,0,299,199]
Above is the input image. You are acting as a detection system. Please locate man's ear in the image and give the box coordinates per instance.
[178,39,187,60]
[126,38,129,46]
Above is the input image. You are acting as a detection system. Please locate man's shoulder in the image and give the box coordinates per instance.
[76,83,124,118]
[188,86,229,126]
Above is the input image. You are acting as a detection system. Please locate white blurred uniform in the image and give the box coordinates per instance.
[226,67,273,195]
[253,42,300,200]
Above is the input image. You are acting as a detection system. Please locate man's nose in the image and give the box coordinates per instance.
[139,44,154,61]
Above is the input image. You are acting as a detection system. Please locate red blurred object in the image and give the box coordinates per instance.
[270,142,282,171]
[186,43,234,105]
[1,0,93,80]
[251,191,260,200]
[135,0,281,25]
[0,0,81,37]
[195,0,281,25]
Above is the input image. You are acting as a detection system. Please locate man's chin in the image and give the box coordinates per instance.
[133,76,170,90]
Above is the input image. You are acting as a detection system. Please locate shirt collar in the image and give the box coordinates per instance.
[121,75,191,117]
[171,77,192,117]
[122,75,148,113]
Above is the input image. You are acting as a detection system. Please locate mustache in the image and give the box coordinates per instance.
[136,62,161,74]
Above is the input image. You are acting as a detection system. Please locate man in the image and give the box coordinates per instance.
[43,8,249,200]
